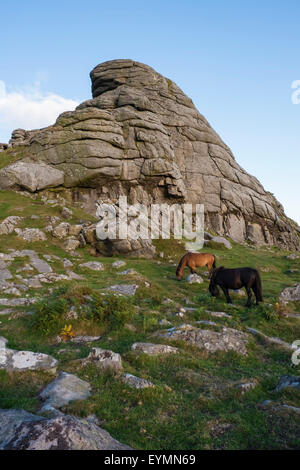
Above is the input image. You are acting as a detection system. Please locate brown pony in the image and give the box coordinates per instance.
[176,252,216,280]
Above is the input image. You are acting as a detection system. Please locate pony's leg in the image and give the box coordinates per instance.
[221,286,232,304]
[207,263,212,278]
[245,286,252,307]
[252,285,259,305]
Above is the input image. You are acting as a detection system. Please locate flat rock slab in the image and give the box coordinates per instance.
[247,327,296,351]
[132,342,178,355]
[158,324,249,355]
[206,310,232,318]
[39,371,91,409]
[71,336,101,344]
[83,348,122,371]
[0,347,57,373]
[275,375,300,392]
[107,284,138,296]
[0,298,34,307]
[0,412,132,450]
[79,261,104,271]
[121,373,154,389]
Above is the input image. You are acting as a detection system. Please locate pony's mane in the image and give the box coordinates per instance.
[210,266,225,282]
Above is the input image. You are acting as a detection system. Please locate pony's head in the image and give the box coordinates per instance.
[208,266,224,297]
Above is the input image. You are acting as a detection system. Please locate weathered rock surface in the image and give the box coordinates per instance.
[121,373,154,389]
[131,342,178,355]
[3,59,298,251]
[0,161,64,192]
[39,371,91,410]
[275,375,300,392]
[158,324,249,355]
[83,347,122,371]
[0,340,57,372]
[186,273,203,284]
[0,410,131,450]
[79,261,104,271]
[279,284,300,304]
[107,284,138,296]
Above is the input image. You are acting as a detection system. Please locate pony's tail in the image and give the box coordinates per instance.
[176,254,187,278]
[255,270,263,302]
[212,255,216,269]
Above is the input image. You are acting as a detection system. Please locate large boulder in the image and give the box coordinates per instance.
[4,59,299,251]
[0,410,131,450]
[0,161,64,192]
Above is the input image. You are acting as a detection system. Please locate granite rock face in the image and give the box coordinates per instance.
[3,59,299,250]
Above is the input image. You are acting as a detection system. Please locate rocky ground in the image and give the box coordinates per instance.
[0,190,299,450]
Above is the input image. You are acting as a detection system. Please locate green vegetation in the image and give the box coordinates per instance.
[0,190,299,449]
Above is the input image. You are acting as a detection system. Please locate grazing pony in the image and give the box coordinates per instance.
[208,266,263,307]
[176,252,216,280]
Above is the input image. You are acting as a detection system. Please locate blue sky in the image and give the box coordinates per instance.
[0,0,299,223]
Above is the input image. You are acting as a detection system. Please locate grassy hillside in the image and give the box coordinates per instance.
[0,190,299,450]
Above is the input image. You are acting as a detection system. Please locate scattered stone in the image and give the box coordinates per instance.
[79,261,104,271]
[234,380,257,393]
[206,310,232,318]
[71,336,101,344]
[53,222,70,239]
[279,284,300,304]
[17,228,46,242]
[0,347,57,372]
[196,320,218,326]
[61,207,73,220]
[0,411,132,450]
[0,216,23,235]
[275,375,300,392]
[3,287,21,296]
[131,342,178,355]
[158,324,249,355]
[0,298,34,307]
[69,225,82,237]
[118,268,138,276]
[186,273,203,284]
[83,348,122,371]
[0,336,8,348]
[63,238,80,252]
[121,373,154,389]
[107,284,137,296]
[158,319,172,326]
[247,327,297,351]
[63,258,73,268]
[287,254,299,260]
[0,308,15,316]
[111,260,126,268]
[39,371,91,411]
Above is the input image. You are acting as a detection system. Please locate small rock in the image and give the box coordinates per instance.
[186,273,203,284]
[111,260,126,268]
[83,348,122,371]
[107,284,137,296]
[63,238,80,252]
[53,223,70,239]
[79,261,104,271]
[17,228,46,242]
[71,336,101,344]
[118,269,138,276]
[61,207,73,220]
[39,371,91,410]
[121,373,154,389]
[275,375,300,392]
[0,348,57,372]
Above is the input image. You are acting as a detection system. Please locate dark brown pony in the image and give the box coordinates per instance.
[176,252,216,280]
[209,266,263,307]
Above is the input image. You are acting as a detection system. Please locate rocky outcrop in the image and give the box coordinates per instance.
[2,59,299,250]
